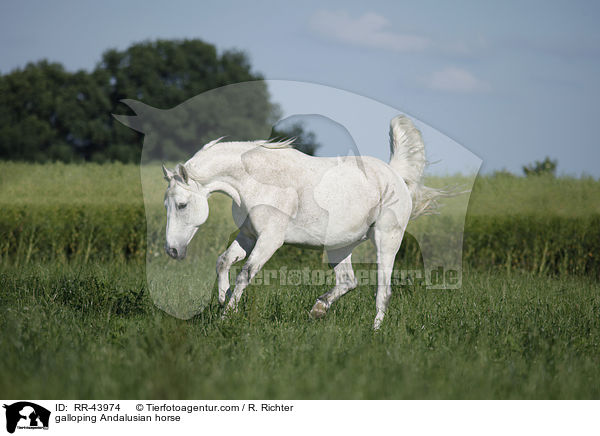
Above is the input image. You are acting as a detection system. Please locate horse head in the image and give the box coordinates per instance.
[162,163,209,259]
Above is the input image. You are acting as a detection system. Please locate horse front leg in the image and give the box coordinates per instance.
[216,232,255,306]
[310,248,357,319]
[224,233,284,314]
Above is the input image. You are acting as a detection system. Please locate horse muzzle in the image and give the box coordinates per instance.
[165,244,187,260]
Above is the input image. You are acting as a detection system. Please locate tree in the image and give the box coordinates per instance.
[523,157,557,177]
[0,39,319,162]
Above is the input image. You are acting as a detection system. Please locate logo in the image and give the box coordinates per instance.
[3,402,50,433]
[115,80,481,320]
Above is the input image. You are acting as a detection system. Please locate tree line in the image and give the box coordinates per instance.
[0,39,318,163]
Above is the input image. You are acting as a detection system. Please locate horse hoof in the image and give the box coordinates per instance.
[310,300,328,319]
[373,312,385,330]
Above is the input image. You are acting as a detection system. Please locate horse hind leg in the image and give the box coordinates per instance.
[310,248,357,319]
[372,209,406,330]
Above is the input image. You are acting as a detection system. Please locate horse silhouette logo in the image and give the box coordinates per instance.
[114,80,481,321]
[3,402,50,433]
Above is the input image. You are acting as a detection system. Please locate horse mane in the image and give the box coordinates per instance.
[201,136,296,152]
[187,136,298,181]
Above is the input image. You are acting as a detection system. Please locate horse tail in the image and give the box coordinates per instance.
[388,115,448,219]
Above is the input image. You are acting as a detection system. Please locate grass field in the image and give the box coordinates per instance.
[1,162,599,399]
[1,263,599,399]
[2,162,600,214]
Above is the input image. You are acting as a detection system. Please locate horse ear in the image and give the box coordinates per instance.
[162,164,175,181]
[120,99,154,115]
[112,113,142,131]
[113,99,161,133]
[177,164,189,184]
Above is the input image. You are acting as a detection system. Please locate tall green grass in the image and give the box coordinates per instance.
[1,163,599,277]
[3,162,599,213]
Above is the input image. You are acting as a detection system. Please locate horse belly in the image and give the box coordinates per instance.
[284,165,381,247]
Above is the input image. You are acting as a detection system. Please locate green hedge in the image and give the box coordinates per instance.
[0,205,146,264]
[464,214,600,277]
[1,205,598,278]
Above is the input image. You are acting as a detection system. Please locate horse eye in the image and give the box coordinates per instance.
[177,203,187,210]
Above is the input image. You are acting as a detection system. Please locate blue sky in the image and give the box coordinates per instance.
[1,0,599,176]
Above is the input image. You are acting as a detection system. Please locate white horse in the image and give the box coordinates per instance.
[162,115,445,329]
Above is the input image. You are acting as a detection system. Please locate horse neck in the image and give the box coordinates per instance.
[188,144,249,206]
